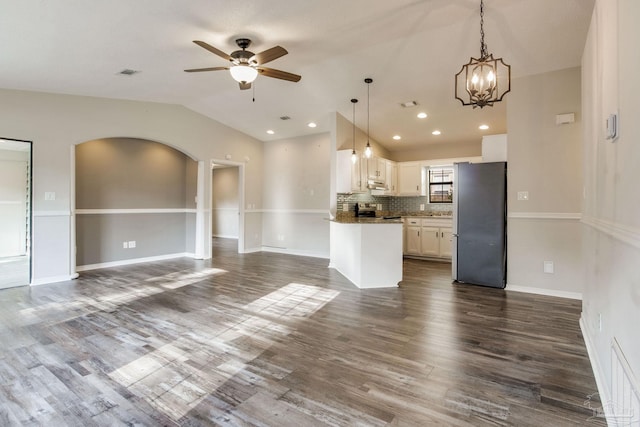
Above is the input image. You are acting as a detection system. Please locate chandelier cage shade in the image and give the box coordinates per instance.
[454,0,511,108]
[230,64,258,83]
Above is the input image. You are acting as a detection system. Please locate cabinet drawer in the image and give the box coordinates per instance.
[405,218,421,226]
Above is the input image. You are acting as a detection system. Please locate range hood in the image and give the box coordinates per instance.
[368,179,388,195]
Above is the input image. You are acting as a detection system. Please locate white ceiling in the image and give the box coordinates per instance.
[0,0,594,153]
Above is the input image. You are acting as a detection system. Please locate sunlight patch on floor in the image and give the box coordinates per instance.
[109,282,339,421]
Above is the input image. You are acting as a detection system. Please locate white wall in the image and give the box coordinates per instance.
[506,67,583,298]
[262,132,331,258]
[212,167,239,239]
[0,88,263,284]
[580,0,640,408]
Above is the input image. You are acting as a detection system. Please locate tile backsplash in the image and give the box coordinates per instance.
[337,193,452,215]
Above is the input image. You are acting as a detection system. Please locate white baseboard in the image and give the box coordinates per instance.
[31,274,76,286]
[506,284,582,300]
[261,246,329,259]
[76,252,193,272]
[580,316,610,417]
[212,234,239,239]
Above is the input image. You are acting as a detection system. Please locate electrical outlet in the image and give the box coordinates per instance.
[123,242,128,249]
[44,192,56,201]
[419,204,425,211]
[128,241,136,248]
[377,204,382,210]
[342,203,348,211]
[517,191,529,201]
[543,261,554,274]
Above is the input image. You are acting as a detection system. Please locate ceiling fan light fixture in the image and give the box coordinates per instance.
[454,0,510,108]
[230,64,258,83]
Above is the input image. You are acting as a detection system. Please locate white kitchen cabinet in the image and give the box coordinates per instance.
[420,226,440,256]
[366,156,387,182]
[398,162,423,196]
[336,150,366,193]
[385,160,397,195]
[403,217,452,260]
[404,218,422,255]
[440,228,453,257]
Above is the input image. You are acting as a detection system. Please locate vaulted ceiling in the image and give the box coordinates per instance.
[0,0,594,152]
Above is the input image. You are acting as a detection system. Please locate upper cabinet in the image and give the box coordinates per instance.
[385,160,397,195]
[336,150,366,193]
[397,162,423,196]
[366,156,387,182]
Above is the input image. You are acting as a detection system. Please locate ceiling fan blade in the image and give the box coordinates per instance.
[252,46,288,65]
[184,66,229,73]
[193,40,232,61]
[239,82,251,90]
[258,67,301,82]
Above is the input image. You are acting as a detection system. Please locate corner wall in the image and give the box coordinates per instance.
[262,132,331,258]
[506,67,583,298]
[580,0,640,411]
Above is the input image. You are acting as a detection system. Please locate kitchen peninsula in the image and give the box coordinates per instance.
[329,216,403,289]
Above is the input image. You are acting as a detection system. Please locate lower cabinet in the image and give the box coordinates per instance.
[403,217,452,260]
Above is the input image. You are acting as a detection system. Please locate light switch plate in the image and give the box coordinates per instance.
[517,191,529,201]
[543,261,554,274]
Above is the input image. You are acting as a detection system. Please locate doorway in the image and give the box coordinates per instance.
[211,160,244,253]
[0,138,32,289]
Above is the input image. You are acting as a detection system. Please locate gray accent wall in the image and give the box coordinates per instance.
[75,138,197,266]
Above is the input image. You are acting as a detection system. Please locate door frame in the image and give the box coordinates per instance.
[209,159,245,253]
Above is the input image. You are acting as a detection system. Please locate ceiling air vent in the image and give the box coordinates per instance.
[118,69,140,76]
[400,101,418,108]
[280,116,291,120]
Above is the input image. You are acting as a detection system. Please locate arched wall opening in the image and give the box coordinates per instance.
[74,137,200,271]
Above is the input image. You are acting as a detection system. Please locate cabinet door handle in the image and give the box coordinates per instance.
[416,185,419,191]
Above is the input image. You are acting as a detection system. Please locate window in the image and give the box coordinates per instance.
[428,166,453,203]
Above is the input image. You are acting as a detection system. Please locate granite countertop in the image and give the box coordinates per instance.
[330,217,403,224]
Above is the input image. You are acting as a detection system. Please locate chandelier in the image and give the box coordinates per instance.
[455,0,510,108]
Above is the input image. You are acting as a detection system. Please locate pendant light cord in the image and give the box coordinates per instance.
[351,98,357,152]
[367,82,370,145]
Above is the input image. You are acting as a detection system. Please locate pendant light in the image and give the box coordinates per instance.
[350,98,358,164]
[364,78,373,158]
[454,0,510,108]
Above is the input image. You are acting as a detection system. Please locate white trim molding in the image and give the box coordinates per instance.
[261,246,329,259]
[76,252,194,272]
[33,210,71,217]
[581,215,640,250]
[508,212,582,220]
[31,274,76,286]
[580,316,610,421]
[254,209,328,214]
[76,208,196,215]
[506,283,582,300]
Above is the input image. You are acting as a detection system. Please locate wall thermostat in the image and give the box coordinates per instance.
[606,112,619,141]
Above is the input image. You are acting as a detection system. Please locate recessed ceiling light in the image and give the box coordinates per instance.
[432,130,441,135]
[479,124,489,130]
[307,122,317,128]
[393,135,401,141]
[417,112,428,119]
[266,130,275,135]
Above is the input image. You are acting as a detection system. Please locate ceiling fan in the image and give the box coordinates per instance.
[184,38,302,90]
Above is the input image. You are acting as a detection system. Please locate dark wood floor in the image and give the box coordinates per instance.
[0,238,604,426]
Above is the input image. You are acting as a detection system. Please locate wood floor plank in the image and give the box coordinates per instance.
[0,238,604,426]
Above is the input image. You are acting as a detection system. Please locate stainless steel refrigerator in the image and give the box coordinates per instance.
[452,162,507,288]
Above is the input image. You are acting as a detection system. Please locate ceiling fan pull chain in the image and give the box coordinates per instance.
[252,82,256,102]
